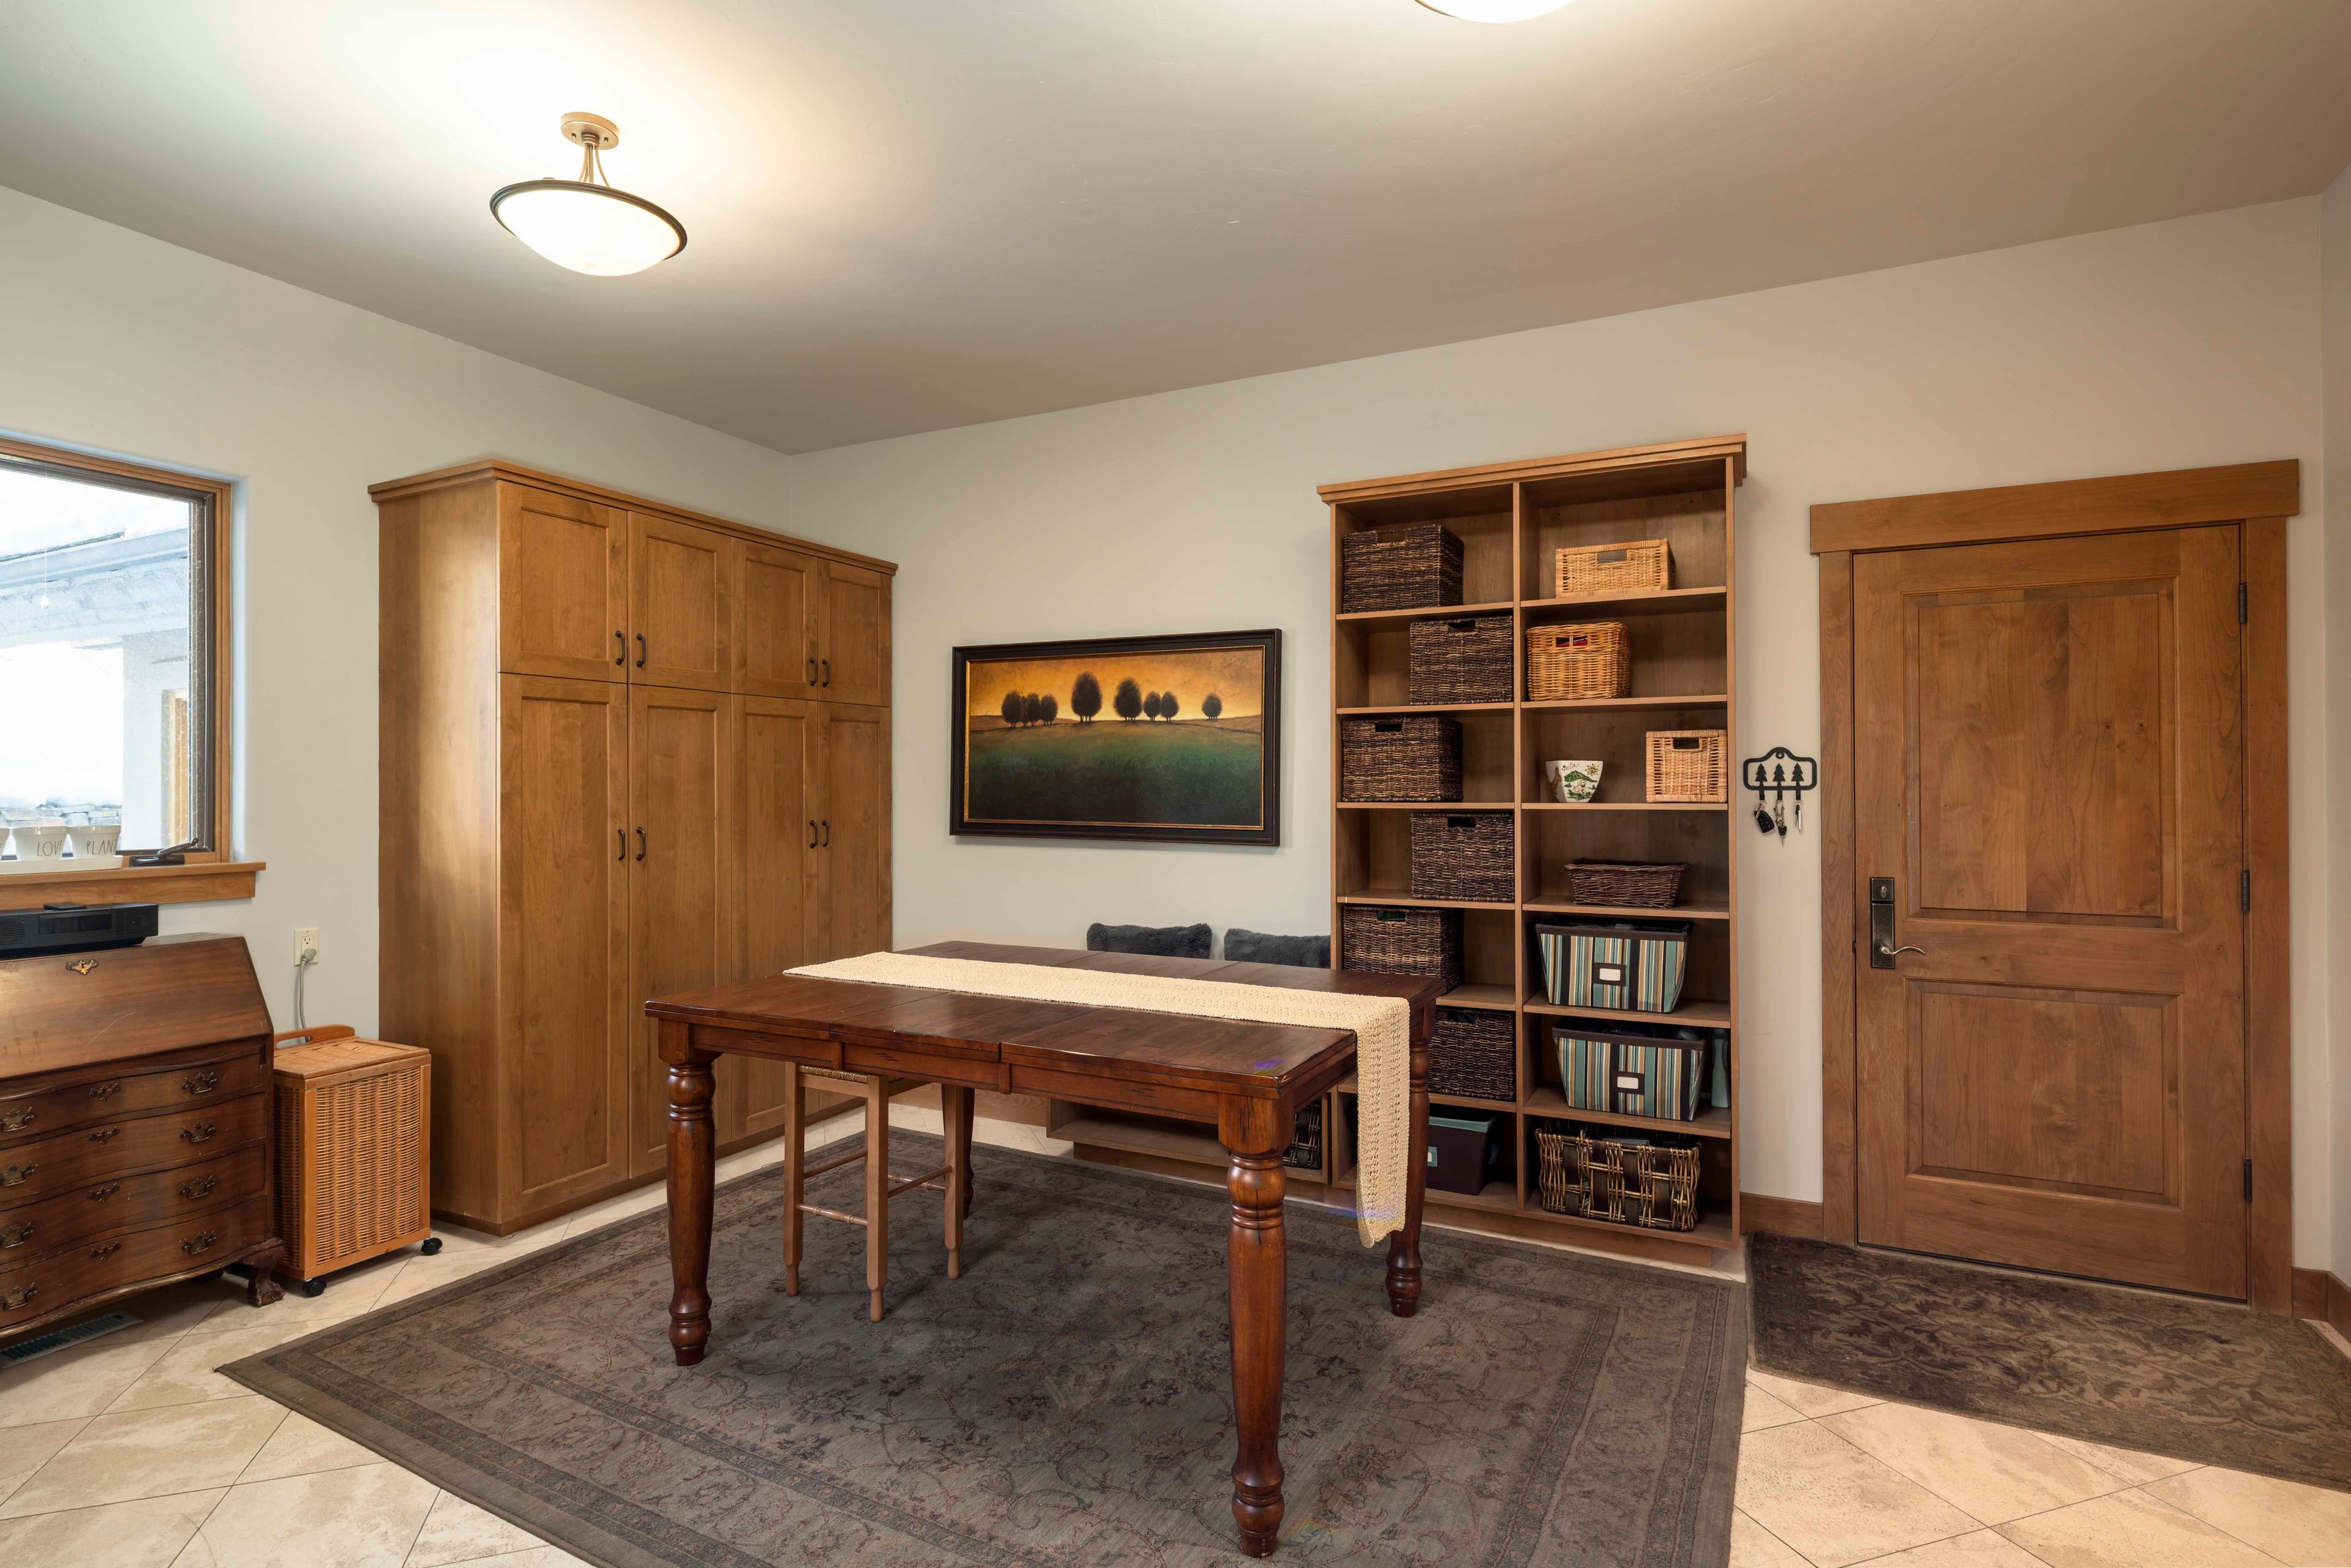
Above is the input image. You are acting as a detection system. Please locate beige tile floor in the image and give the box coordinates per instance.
[5,1118,2349,1568]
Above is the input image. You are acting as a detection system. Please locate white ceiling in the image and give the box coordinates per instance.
[4,1,2349,454]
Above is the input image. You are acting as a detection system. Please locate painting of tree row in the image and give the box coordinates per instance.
[950,629,1283,846]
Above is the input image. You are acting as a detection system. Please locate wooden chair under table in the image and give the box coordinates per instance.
[783,1065,974,1321]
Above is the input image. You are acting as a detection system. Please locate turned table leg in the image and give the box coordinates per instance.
[662,1019,718,1366]
[1221,1101,1289,1558]
[1385,1033,1429,1318]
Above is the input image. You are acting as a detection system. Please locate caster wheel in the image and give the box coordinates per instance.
[300,1278,326,1299]
[421,1237,443,1256]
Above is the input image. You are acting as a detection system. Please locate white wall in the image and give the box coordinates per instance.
[2323,163,2351,1285]
[0,184,803,1035]
[789,200,2334,1264]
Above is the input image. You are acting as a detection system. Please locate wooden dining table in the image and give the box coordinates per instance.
[643,940,1438,1558]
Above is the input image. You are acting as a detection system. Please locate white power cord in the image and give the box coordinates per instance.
[292,949,318,1030]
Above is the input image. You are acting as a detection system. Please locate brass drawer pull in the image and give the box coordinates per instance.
[179,1122,217,1145]
[0,1106,34,1133]
[89,1240,122,1260]
[0,1221,31,1249]
[88,1182,120,1201]
[89,1080,121,1100]
[182,1071,222,1097]
[180,1231,219,1256]
[1,1285,35,1311]
[88,1126,122,1144]
[0,1163,33,1187]
[179,1174,219,1201]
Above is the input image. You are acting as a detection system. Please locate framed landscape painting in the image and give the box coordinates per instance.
[950,629,1281,846]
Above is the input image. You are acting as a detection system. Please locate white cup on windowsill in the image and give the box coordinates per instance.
[67,823,122,861]
[0,822,70,872]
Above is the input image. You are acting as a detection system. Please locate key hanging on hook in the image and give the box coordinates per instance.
[1754,773,1774,835]
[1772,762,1788,838]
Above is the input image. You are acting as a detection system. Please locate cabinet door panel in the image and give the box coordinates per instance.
[740,543,821,699]
[499,676,630,1211]
[631,514,738,692]
[500,488,628,681]
[813,704,891,961]
[628,687,737,1176]
[819,562,890,707]
[735,697,817,1136]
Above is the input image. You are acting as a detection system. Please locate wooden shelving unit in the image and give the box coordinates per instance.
[1054,434,1745,1270]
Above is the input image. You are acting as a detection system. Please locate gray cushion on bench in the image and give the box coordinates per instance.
[1223,929,1330,969]
[1085,921,1212,959]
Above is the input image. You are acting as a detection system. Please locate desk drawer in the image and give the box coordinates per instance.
[0,1095,267,1210]
[0,1142,266,1262]
[0,1050,266,1148]
[0,1194,270,1331]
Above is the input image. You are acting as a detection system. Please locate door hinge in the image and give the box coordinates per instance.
[2241,869,2251,913]
[2244,1158,2254,1203]
[2239,582,2249,624]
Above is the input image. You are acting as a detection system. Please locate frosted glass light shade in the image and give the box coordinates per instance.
[490,181,686,276]
[1417,0,1573,18]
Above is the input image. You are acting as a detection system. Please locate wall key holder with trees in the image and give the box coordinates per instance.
[950,629,1281,845]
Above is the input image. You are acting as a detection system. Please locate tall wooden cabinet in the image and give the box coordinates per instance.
[378,460,894,1234]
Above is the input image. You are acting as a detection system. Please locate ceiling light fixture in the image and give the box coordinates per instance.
[1416,0,1573,20]
[490,112,686,276]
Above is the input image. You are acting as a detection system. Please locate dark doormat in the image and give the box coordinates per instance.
[223,1135,1747,1567]
[1749,1232,2351,1493]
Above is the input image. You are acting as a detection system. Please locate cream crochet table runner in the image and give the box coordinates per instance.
[790,952,1412,1247]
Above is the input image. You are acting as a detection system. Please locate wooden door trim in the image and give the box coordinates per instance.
[1813,469,2298,1311]
[1810,460,2297,555]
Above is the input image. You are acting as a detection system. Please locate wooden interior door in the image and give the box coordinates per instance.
[498,675,631,1214]
[739,542,822,700]
[732,696,817,1138]
[629,513,738,692]
[498,486,628,681]
[1854,525,2247,1296]
[628,685,738,1175]
[819,561,891,707]
[811,704,891,961]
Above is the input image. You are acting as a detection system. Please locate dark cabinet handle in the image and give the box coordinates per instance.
[807,657,817,685]
[180,1174,219,1201]
[636,633,647,669]
[821,658,831,688]
[820,819,830,847]
[180,1122,217,1145]
[615,631,626,666]
[0,1106,32,1133]
[636,827,647,861]
[807,819,817,850]
[88,1126,121,1144]
[183,1070,220,1097]
[89,1081,121,1100]
[1,1285,36,1311]
[89,1241,121,1260]
[617,828,626,861]
[87,1182,119,1201]
[0,1221,31,1249]
[180,1231,219,1256]
[0,1163,34,1188]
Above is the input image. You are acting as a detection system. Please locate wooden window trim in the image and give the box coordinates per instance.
[0,434,254,910]
[1812,460,2298,1313]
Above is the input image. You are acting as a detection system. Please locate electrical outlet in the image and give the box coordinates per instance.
[294,926,320,966]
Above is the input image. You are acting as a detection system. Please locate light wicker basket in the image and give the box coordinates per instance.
[1645,729,1728,803]
[272,1027,432,1286]
[1524,621,1629,701]
[1554,538,1670,599]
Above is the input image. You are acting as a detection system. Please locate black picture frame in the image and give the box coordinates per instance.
[949,628,1282,846]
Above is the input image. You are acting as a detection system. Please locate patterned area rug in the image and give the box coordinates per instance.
[1749,1232,2351,1493]
[226,1135,1745,1567]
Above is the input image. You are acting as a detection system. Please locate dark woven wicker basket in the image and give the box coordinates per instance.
[1340,906,1464,994]
[1284,1100,1324,1172]
[1340,523,1464,613]
[1532,1121,1701,1231]
[1409,811,1514,902]
[1563,859,1686,909]
[1340,716,1461,802]
[1408,613,1513,705]
[1428,1007,1515,1101]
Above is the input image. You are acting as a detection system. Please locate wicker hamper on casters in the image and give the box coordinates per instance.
[272,1027,438,1294]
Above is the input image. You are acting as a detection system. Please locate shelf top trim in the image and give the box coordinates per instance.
[1316,433,1747,505]
[368,457,899,575]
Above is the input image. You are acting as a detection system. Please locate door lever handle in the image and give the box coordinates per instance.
[1876,943,1925,961]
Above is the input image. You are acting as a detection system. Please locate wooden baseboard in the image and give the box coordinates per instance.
[1739,1193,1826,1240]
[2292,1267,2351,1338]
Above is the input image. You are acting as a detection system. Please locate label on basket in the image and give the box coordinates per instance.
[1594,962,1625,984]
[1597,549,1627,563]
[1614,1072,1644,1093]
[1427,1147,1439,1165]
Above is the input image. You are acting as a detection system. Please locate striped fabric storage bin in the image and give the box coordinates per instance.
[1552,1022,1708,1122]
[1534,919,1692,1013]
